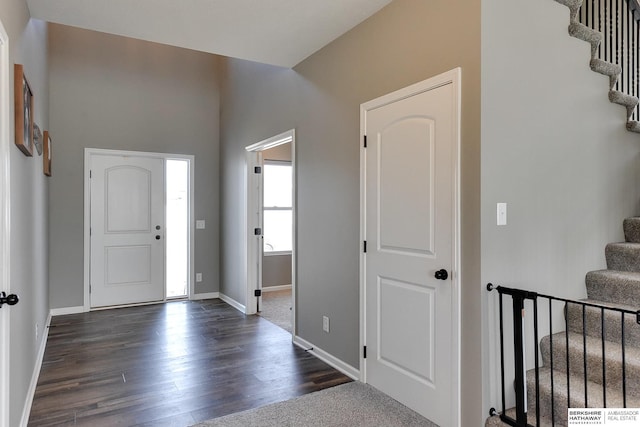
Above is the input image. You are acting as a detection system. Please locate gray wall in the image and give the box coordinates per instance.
[219,0,482,424]
[481,0,640,409]
[262,143,292,288]
[48,24,221,308]
[0,1,50,424]
[262,254,292,288]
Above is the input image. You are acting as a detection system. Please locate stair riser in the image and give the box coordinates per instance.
[605,244,640,273]
[585,270,640,306]
[566,303,640,348]
[540,335,640,396]
[624,218,640,243]
[527,368,640,427]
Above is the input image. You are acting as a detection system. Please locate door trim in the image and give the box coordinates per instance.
[0,18,10,427]
[83,148,195,311]
[359,68,461,426]
[244,129,296,334]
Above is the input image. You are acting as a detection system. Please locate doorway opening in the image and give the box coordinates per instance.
[166,159,189,299]
[245,130,296,336]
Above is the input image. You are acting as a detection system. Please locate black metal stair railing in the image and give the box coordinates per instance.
[487,283,640,427]
[579,0,640,121]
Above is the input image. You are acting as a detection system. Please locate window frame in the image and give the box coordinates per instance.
[262,160,293,256]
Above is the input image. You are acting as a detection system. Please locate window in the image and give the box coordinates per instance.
[263,161,292,253]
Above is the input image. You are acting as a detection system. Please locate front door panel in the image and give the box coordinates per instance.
[90,155,164,307]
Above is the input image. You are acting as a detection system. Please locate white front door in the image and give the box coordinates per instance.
[90,154,165,307]
[0,19,10,427]
[363,69,460,426]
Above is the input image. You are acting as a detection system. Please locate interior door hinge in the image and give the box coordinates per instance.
[363,345,367,359]
[363,240,367,253]
[89,284,92,294]
[254,227,262,236]
[363,135,367,148]
[254,166,262,174]
[254,289,262,297]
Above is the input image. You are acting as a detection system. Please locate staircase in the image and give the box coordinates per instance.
[487,218,640,426]
[556,0,640,133]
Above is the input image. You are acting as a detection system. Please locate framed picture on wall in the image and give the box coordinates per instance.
[43,131,52,176]
[14,64,34,156]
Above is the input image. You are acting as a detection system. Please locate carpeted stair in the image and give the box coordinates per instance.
[487,217,640,426]
[557,0,640,133]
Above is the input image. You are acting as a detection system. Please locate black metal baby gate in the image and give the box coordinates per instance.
[487,283,640,427]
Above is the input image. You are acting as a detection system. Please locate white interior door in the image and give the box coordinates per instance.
[363,70,460,426]
[90,154,165,307]
[0,19,10,427]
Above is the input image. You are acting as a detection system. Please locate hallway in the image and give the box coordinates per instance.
[28,299,351,426]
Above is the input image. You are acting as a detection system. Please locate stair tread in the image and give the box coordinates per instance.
[542,329,640,395]
[609,90,640,108]
[587,268,640,283]
[566,297,640,348]
[529,366,640,409]
[627,121,640,133]
[568,22,602,44]
[546,330,640,359]
[579,297,640,312]
[590,58,622,77]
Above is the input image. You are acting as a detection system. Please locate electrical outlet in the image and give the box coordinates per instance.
[196,273,203,282]
[322,316,330,333]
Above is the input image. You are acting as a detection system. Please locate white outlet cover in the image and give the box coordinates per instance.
[196,220,205,229]
[322,316,330,333]
[497,203,507,226]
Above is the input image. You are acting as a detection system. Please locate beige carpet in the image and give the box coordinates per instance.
[191,381,438,427]
[259,289,292,333]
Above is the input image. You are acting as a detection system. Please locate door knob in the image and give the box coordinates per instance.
[155,235,161,240]
[434,269,448,280]
[0,292,19,308]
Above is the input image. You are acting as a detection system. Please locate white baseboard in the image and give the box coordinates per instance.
[190,292,220,301]
[20,312,52,427]
[262,284,292,292]
[50,306,85,316]
[219,293,246,313]
[293,336,360,381]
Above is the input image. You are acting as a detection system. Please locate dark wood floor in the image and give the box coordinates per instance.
[28,299,352,427]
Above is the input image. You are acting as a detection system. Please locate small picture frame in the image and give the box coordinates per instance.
[14,64,34,156]
[43,131,52,176]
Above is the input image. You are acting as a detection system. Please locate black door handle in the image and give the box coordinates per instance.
[156,235,161,240]
[0,292,19,308]
[434,269,448,280]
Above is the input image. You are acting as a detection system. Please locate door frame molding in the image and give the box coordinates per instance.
[244,130,296,333]
[0,18,10,427]
[83,148,195,311]
[359,68,462,425]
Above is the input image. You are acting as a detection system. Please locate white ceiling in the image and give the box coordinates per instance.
[26,0,392,68]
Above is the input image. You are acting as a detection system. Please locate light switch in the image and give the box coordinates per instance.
[497,203,507,226]
[196,220,205,229]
